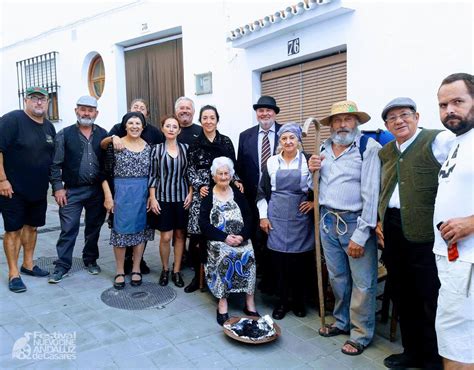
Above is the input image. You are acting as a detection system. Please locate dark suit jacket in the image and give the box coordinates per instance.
[236,122,282,202]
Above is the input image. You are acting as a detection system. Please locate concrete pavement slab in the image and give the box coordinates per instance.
[0,202,402,368]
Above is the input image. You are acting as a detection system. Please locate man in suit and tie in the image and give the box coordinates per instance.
[236,96,282,293]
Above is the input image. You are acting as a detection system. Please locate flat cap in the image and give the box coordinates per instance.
[381,97,416,120]
[76,95,98,108]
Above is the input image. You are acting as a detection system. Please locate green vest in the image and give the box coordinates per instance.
[378,129,441,243]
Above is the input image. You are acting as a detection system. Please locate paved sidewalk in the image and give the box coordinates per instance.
[0,200,401,369]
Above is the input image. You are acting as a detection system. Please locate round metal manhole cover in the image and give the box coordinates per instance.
[34,256,85,273]
[100,282,176,310]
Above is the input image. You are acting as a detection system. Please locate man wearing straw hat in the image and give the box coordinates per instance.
[309,100,381,356]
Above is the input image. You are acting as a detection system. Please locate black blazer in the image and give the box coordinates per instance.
[236,122,282,202]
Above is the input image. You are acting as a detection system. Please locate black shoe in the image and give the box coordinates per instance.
[292,306,306,318]
[159,270,169,286]
[130,272,142,287]
[383,353,423,369]
[113,274,126,290]
[8,276,27,293]
[272,305,290,320]
[140,259,150,274]
[20,265,50,277]
[243,306,260,317]
[216,309,230,326]
[124,258,132,275]
[172,272,184,288]
[184,278,200,293]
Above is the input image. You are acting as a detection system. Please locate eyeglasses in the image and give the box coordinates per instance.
[386,111,415,124]
[27,96,48,103]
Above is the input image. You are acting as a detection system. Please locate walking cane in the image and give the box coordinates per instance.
[302,117,325,326]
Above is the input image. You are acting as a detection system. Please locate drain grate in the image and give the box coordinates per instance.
[101,282,176,310]
[34,256,85,273]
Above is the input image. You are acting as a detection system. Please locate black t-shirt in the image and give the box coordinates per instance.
[0,110,56,201]
[108,122,164,145]
[178,123,202,146]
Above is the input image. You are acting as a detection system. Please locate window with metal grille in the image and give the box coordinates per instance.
[16,52,60,121]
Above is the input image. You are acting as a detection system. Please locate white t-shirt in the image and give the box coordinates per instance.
[433,128,474,263]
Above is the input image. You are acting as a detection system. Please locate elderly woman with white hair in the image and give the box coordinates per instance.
[199,156,258,326]
[257,122,314,320]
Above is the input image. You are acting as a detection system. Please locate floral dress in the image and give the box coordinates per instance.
[109,146,154,247]
[203,193,256,299]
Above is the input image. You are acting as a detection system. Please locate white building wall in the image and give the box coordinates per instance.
[0,0,472,144]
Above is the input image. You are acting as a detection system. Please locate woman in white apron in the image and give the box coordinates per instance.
[257,123,314,320]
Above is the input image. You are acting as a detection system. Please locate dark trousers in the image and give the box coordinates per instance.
[247,201,275,292]
[271,249,313,309]
[55,185,106,271]
[383,208,441,366]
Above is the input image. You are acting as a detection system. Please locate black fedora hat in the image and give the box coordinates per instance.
[253,96,280,114]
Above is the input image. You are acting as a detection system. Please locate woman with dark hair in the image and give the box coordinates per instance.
[185,105,243,293]
[102,112,154,289]
[148,115,192,288]
[100,98,164,275]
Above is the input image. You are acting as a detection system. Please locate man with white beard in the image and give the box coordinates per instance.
[308,100,381,356]
[48,96,108,283]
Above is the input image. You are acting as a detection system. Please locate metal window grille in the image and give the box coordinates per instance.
[16,52,60,121]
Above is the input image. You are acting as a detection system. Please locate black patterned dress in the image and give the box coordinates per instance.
[109,146,154,247]
[199,189,256,299]
[187,131,239,235]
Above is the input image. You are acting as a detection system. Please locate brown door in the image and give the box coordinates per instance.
[125,38,184,126]
[261,53,347,153]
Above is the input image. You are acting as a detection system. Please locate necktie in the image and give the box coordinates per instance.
[261,131,271,168]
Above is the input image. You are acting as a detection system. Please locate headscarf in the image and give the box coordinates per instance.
[277,122,303,142]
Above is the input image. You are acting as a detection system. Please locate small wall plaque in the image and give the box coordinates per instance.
[195,72,212,95]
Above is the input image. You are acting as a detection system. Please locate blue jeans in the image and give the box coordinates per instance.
[54,185,106,272]
[319,207,378,346]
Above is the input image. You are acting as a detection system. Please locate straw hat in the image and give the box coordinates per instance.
[320,100,371,126]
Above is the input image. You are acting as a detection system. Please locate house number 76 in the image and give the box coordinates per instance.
[288,38,300,56]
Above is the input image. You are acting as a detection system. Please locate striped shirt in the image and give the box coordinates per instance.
[319,134,381,246]
[148,142,189,202]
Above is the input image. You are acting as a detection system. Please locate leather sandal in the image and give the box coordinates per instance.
[130,272,142,287]
[159,270,169,286]
[341,340,365,356]
[113,274,125,290]
[319,323,350,337]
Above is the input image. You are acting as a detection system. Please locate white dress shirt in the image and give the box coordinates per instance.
[388,128,455,208]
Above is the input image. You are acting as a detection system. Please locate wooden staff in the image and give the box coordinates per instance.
[302,117,325,326]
